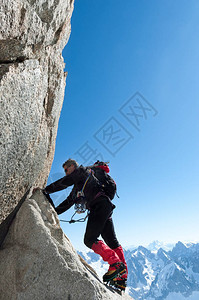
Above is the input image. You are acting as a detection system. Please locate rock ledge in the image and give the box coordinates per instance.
[0,191,132,299]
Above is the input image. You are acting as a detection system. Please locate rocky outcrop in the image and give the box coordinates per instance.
[0,2,133,299]
[0,0,74,223]
[0,191,132,300]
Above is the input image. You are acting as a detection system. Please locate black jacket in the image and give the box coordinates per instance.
[44,165,104,212]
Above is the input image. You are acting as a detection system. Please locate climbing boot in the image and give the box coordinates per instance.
[103,262,126,282]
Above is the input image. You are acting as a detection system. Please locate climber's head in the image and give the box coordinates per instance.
[63,159,78,175]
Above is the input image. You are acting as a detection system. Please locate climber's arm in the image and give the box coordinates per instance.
[44,175,74,194]
[55,187,76,215]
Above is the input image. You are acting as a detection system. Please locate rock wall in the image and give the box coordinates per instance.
[0,0,74,223]
[0,191,132,300]
[0,2,133,299]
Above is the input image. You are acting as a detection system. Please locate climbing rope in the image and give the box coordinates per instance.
[60,211,89,224]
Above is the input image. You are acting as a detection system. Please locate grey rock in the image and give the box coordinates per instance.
[0,191,132,300]
[0,0,74,223]
[0,188,31,247]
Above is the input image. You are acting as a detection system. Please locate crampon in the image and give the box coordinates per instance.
[109,278,127,292]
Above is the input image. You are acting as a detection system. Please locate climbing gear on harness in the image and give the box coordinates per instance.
[74,193,87,214]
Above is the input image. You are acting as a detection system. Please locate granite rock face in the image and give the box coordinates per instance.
[0,191,132,300]
[0,0,74,223]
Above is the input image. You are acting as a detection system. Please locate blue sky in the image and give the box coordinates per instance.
[48,0,199,250]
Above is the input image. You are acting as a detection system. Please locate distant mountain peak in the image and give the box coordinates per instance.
[147,240,175,252]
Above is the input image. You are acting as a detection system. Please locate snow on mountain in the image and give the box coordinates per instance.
[78,241,199,300]
[125,245,138,251]
[125,240,175,253]
[147,241,175,253]
[147,291,199,300]
[164,291,199,300]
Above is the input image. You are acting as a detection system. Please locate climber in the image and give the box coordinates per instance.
[41,158,128,289]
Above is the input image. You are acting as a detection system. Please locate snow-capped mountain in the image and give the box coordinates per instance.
[78,241,199,300]
[125,241,175,253]
[147,241,175,253]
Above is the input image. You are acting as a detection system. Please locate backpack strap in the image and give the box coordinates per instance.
[77,169,93,197]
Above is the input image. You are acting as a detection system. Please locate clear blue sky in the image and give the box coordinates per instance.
[48,0,199,251]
